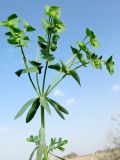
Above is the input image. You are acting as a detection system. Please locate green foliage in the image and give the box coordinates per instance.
[68,70,81,85]
[45,5,61,19]
[0,5,115,160]
[40,96,51,115]
[26,98,40,123]
[86,28,100,48]
[24,21,36,32]
[47,98,68,120]
[14,98,36,119]
[0,14,35,47]
[27,135,39,145]
[15,62,43,77]
[105,56,114,75]
[48,137,68,152]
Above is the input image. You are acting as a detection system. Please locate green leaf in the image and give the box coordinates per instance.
[5,32,13,37]
[69,70,81,86]
[26,98,40,123]
[7,14,18,21]
[40,97,51,115]
[86,28,91,36]
[86,28,100,48]
[52,34,59,44]
[60,60,69,73]
[0,21,9,27]
[47,98,65,120]
[38,36,46,43]
[15,69,24,77]
[24,21,35,32]
[48,98,68,114]
[39,42,47,49]
[29,61,41,67]
[19,31,29,47]
[53,18,65,33]
[9,18,20,27]
[7,37,19,45]
[10,27,22,34]
[40,49,55,62]
[57,146,65,151]
[90,53,102,69]
[50,43,57,52]
[45,5,61,19]
[15,67,39,77]
[37,127,46,160]
[48,63,61,71]
[14,98,36,119]
[70,46,79,55]
[70,46,82,61]
[60,140,68,146]
[42,19,51,31]
[106,56,114,75]
[90,38,100,48]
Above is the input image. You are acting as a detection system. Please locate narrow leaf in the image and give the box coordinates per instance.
[26,98,40,123]
[15,69,24,77]
[7,14,18,21]
[69,70,81,86]
[70,46,79,55]
[47,98,65,120]
[48,63,61,71]
[24,21,35,32]
[14,98,36,119]
[60,60,68,73]
[106,56,114,75]
[29,61,41,67]
[48,98,68,114]
[40,97,51,115]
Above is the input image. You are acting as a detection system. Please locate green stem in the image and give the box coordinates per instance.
[41,17,52,130]
[45,54,77,95]
[41,106,45,128]
[20,47,39,96]
[42,61,48,94]
[46,74,66,96]
[36,73,41,95]
[73,62,89,70]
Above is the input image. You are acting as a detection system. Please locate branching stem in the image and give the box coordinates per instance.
[20,47,39,96]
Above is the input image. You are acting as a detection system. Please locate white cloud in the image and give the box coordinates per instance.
[112,84,120,91]
[53,89,65,97]
[64,98,77,106]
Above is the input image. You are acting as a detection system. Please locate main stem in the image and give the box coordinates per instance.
[41,17,52,129]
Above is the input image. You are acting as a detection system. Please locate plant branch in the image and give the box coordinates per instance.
[46,74,66,96]
[36,73,41,95]
[45,54,77,95]
[20,47,39,96]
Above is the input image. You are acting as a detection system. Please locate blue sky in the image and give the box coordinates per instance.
[0,0,120,159]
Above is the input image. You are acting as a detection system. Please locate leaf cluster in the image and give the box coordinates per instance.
[0,14,35,47]
[48,137,68,152]
[38,6,65,62]
[15,61,43,77]
[14,96,69,123]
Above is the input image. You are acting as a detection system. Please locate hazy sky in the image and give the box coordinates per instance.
[0,0,120,160]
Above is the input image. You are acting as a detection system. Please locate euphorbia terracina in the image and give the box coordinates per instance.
[0,5,114,160]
